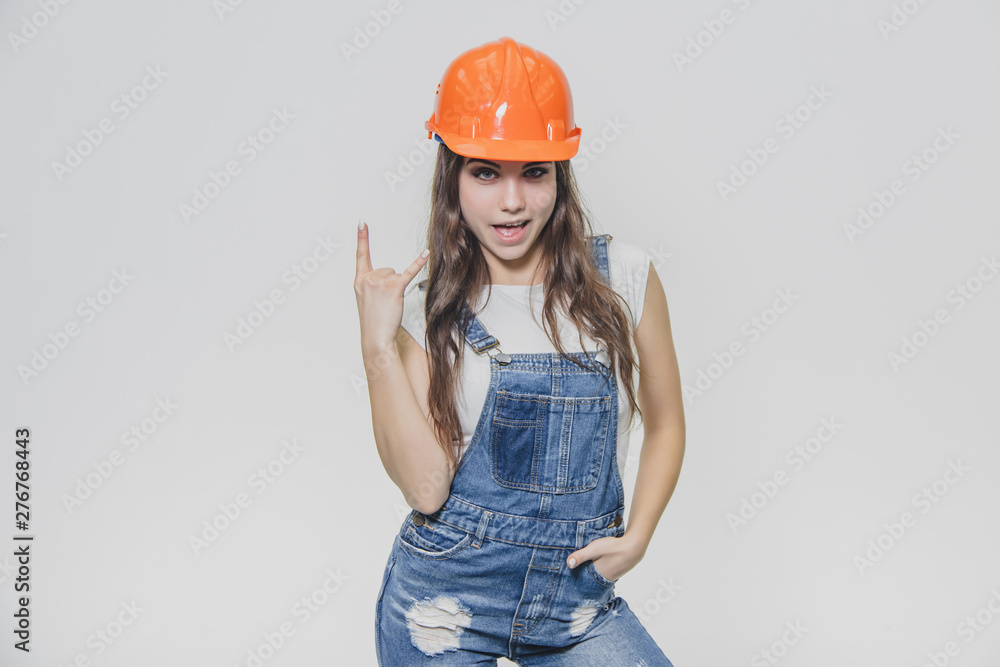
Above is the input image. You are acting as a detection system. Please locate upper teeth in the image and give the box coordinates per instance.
[500,221,524,227]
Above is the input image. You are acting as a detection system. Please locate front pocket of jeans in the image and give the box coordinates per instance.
[586,560,618,588]
[399,521,474,560]
[491,391,611,493]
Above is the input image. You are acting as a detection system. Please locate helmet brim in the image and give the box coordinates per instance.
[426,126,581,162]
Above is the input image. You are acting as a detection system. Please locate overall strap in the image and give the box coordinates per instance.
[415,280,500,354]
[590,233,613,286]
[416,234,613,356]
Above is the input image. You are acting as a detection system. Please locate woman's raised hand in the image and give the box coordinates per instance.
[354,220,429,354]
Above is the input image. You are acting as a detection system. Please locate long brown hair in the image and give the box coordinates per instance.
[421,142,642,471]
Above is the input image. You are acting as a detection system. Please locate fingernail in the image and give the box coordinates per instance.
[420,248,429,258]
[358,219,365,231]
[568,557,576,568]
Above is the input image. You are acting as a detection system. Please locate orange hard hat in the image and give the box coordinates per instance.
[425,36,582,161]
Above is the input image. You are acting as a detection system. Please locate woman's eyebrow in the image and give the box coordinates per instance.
[467,159,551,169]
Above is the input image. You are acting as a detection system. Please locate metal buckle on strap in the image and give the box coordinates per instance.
[465,315,510,364]
[471,338,499,353]
[469,337,510,364]
[485,346,511,365]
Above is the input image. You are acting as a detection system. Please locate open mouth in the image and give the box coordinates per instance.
[492,219,530,243]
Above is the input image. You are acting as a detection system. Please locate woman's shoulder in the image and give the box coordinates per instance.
[603,236,652,330]
[604,236,649,271]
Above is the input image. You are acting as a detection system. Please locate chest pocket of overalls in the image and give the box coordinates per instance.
[490,390,612,493]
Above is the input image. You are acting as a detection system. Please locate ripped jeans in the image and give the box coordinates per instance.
[375,503,675,665]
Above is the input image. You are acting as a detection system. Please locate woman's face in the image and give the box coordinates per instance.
[458,157,557,285]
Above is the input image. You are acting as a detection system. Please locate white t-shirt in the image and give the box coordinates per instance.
[400,237,651,480]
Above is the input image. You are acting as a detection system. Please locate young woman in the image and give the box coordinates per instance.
[355,36,685,666]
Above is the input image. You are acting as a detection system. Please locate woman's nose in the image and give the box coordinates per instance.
[500,179,525,212]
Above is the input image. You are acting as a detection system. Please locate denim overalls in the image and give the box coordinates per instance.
[375,235,674,666]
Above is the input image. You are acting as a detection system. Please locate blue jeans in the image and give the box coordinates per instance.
[374,235,675,665]
[375,517,675,665]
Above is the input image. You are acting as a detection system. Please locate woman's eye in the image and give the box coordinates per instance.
[472,167,548,180]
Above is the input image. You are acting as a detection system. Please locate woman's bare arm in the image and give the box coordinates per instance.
[623,262,686,553]
[355,223,454,514]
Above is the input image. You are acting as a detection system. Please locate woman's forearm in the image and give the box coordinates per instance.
[362,339,453,514]
[624,422,686,553]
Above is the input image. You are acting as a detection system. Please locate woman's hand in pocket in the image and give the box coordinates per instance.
[566,532,646,583]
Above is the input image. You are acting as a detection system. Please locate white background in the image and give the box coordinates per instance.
[2,1,999,665]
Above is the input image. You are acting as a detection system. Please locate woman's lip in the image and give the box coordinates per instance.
[492,219,530,244]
